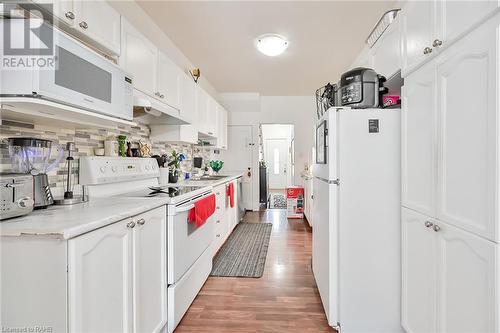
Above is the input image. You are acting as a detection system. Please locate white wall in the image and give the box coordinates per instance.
[224,95,315,210]
[109,1,219,99]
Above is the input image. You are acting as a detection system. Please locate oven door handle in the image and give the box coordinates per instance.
[176,203,195,213]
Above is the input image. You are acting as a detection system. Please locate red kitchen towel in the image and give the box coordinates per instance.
[188,194,216,227]
[227,182,235,208]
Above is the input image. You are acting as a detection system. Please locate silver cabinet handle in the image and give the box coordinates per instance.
[127,221,136,228]
[136,218,145,226]
[216,234,221,238]
[216,206,220,210]
[423,47,433,55]
[424,221,434,228]
[432,39,443,48]
[65,11,75,20]
[433,224,441,232]
[216,220,220,224]
[79,21,88,29]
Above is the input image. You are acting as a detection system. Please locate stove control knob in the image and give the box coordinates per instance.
[111,166,118,173]
[17,197,34,209]
[145,165,151,170]
[100,166,106,173]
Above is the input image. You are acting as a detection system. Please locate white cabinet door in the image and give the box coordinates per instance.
[436,16,498,241]
[216,106,227,148]
[437,0,499,44]
[157,51,181,109]
[401,208,437,333]
[73,0,121,56]
[120,18,157,97]
[371,16,401,78]
[402,61,437,217]
[179,73,196,124]
[68,220,133,332]
[435,221,497,333]
[132,207,167,333]
[206,96,217,137]
[401,0,436,76]
[196,87,208,135]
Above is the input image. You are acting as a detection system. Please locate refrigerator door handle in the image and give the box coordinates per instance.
[315,176,340,185]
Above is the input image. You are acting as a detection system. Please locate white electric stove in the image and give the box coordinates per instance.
[79,156,216,333]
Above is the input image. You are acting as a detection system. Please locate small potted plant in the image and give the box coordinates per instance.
[168,150,185,183]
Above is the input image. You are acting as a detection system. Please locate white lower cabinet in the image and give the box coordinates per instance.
[69,206,167,333]
[1,206,167,333]
[402,208,497,333]
[211,180,240,256]
[132,208,167,333]
[68,218,134,332]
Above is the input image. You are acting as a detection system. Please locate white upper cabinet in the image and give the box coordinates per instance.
[196,88,209,135]
[371,16,401,78]
[402,61,436,217]
[35,0,121,56]
[401,208,437,333]
[436,16,498,242]
[401,0,499,77]
[72,1,121,55]
[436,0,499,44]
[401,0,436,76]
[179,73,196,123]
[120,18,157,96]
[157,52,181,110]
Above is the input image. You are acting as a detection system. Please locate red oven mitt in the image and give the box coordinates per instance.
[188,194,216,227]
[227,182,235,208]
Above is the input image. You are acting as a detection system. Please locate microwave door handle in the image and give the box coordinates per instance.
[176,203,194,213]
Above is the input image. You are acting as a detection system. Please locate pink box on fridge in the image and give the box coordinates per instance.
[286,187,304,218]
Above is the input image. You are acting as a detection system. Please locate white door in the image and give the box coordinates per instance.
[120,18,157,97]
[132,207,167,333]
[435,221,497,333]
[73,0,121,55]
[220,125,254,210]
[401,0,436,76]
[157,51,181,109]
[68,220,133,332]
[401,208,437,333]
[436,16,497,241]
[266,138,288,189]
[401,60,437,217]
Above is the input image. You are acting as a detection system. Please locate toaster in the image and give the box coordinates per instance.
[339,67,388,108]
[0,173,34,220]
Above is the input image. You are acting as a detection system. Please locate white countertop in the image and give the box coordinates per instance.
[0,173,243,240]
[0,196,169,239]
[173,172,244,187]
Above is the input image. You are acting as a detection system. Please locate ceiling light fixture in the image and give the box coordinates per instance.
[255,34,289,56]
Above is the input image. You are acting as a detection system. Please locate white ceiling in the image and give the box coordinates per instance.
[137,1,397,96]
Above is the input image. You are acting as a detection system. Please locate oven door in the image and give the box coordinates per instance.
[35,28,132,120]
[167,192,215,284]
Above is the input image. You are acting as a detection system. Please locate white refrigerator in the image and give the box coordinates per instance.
[312,107,402,333]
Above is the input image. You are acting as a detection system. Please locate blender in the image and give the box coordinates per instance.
[7,137,64,208]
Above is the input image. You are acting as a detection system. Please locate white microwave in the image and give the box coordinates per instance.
[1,22,133,121]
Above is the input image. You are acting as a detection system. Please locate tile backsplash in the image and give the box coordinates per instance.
[0,120,216,189]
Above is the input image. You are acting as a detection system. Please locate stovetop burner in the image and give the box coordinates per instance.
[128,186,203,198]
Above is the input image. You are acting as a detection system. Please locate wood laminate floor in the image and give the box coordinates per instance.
[175,209,336,333]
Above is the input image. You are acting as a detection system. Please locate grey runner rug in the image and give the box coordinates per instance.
[210,223,273,278]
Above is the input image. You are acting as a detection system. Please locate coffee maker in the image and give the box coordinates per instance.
[7,137,64,208]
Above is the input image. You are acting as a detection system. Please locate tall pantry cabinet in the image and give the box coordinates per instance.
[401,3,500,333]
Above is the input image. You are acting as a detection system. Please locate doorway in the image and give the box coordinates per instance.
[259,124,294,209]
